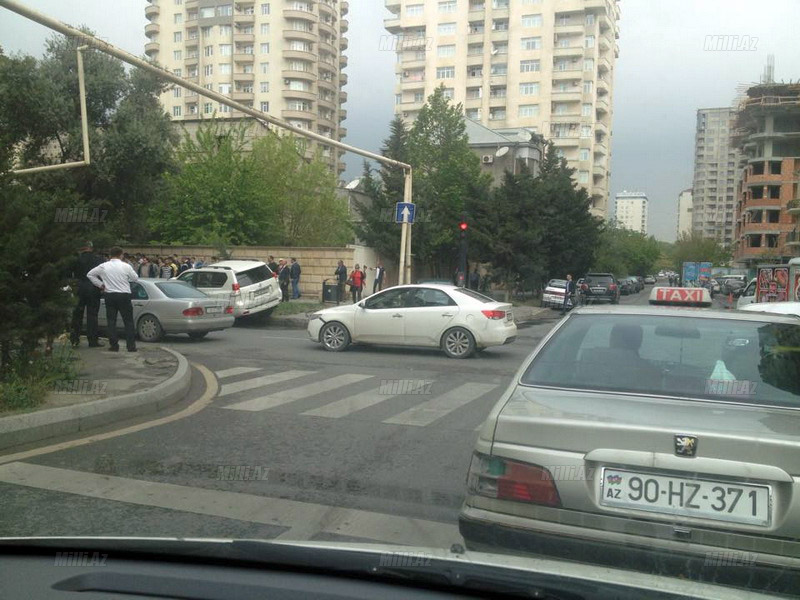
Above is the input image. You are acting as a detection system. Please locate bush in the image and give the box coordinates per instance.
[0,343,77,412]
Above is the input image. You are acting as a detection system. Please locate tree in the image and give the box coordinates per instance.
[593,225,661,276]
[671,232,731,270]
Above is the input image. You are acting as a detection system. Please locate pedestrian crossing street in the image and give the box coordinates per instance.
[212,365,507,429]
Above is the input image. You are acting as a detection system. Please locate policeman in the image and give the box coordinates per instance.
[70,241,104,347]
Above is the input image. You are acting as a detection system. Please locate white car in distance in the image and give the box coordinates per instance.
[307,284,517,358]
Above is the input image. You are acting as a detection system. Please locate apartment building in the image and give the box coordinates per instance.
[145,0,349,173]
[614,190,647,234]
[676,188,692,239]
[691,107,739,246]
[385,0,620,218]
[733,83,800,268]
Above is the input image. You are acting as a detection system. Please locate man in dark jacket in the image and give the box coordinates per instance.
[562,274,575,315]
[267,255,279,274]
[334,260,347,305]
[278,259,290,302]
[289,257,301,299]
[70,241,104,347]
[372,261,385,294]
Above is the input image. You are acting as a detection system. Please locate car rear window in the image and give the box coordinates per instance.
[547,280,567,289]
[585,275,614,285]
[236,266,271,288]
[521,314,800,407]
[451,288,495,303]
[156,282,209,299]
[195,272,228,288]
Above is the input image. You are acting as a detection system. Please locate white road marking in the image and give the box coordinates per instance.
[302,381,428,419]
[223,374,373,412]
[214,366,262,379]
[383,383,498,427]
[0,462,459,547]
[218,371,313,397]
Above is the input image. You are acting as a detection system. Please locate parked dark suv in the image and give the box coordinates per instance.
[580,273,620,304]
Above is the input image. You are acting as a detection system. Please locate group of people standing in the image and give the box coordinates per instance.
[122,254,213,279]
[267,256,301,302]
[334,261,384,304]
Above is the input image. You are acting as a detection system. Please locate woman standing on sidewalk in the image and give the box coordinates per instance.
[349,264,364,304]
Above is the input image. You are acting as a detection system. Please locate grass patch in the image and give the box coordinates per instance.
[0,343,78,413]
[271,301,326,317]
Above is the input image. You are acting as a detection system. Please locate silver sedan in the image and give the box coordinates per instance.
[96,279,234,342]
[460,305,800,591]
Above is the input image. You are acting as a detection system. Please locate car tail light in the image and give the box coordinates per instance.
[182,307,204,317]
[581,283,588,291]
[467,453,561,507]
[232,283,240,292]
[609,284,617,291]
[481,310,506,320]
[225,306,234,314]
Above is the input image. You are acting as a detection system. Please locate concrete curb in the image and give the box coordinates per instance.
[267,315,311,329]
[0,347,191,452]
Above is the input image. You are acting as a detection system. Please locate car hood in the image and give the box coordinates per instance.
[0,536,771,599]
[494,386,800,475]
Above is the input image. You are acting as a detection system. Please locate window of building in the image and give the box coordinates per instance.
[173,50,182,61]
[520,82,539,95]
[492,0,509,8]
[219,25,232,37]
[442,88,454,99]
[438,22,456,35]
[204,64,213,76]
[216,4,232,16]
[438,1,457,13]
[407,4,424,16]
[438,44,456,57]
[172,87,182,98]
[219,64,231,74]
[219,103,231,113]
[468,43,484,55]
[584,35,595,48]
[521,37,541,50]
[289,40,311,52]
[261,43,270,53]
[583,58,594,71]
[467,65,483,77]
[582,103,592,116]
[175,0,182,4]
[260,81,269,93]
[204,45,213,56]
[466,86,482,99]
[581,125,592,138]
[219,83,232,94]
[173,68,182,76]
[260,23,270,35]
[261,3,270,15]
[199,7,215,18]
[466,108,481,120]
[201,26,212,37]
[494,42,508,54]
[519,104,539,117]
[204,102,213,114]
[260,101,269,111]
[490,63,507,75]
[520,59,540,72]
[259,62,269,74]
[522,14,542,27]
[218,44,231,56]
[579,148,590,161]
[578,170,589,183]
[174,13,183,24]
[437,66,455,79]
[174,31,183,43]
[583,80,593,94]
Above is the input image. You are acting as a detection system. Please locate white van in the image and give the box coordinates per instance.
[177,260,281,319]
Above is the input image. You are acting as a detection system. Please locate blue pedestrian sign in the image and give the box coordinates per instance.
[395,202,416,224]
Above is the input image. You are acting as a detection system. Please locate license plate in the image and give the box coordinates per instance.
[591,287,606,293]
[253,286,269,297]
[205,305,222,314]
[599,468,771,526]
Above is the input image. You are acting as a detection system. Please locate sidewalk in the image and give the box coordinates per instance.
[0,345,191,452]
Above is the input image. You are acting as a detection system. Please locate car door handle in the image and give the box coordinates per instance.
[441,313,455,317]
[133,302,145,306]
[392,314,403,318]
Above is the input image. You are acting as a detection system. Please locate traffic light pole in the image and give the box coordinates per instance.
[398,169,413,285]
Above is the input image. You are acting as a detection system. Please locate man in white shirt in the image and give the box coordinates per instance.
[87,246,140,352]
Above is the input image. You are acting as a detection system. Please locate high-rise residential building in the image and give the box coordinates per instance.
[614,191,647,234]
[733,83,800,268]
[691,107,739,246]
[384,0,620,218]
[145,0,349,174]
[676,188,693,239]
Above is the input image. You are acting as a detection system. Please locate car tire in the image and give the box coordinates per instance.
[441,327,476,359]
[188,331,208,340]
[320,321,350,352]
[137,314,164,342]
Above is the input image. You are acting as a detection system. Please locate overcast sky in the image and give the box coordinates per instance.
[1,0,798,241]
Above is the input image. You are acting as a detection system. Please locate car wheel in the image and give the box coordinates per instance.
[441,327,476,359]
[137,314,164,342]
[188,331,208,340]
[320,321,350,352]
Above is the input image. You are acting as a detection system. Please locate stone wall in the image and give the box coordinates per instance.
[122,244,397,299]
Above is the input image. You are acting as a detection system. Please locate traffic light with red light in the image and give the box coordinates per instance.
[459,221,468,231]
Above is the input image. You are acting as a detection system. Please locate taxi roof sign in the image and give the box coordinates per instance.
[649,287,712,307]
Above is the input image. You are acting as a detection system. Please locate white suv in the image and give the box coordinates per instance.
[176,260,281,319]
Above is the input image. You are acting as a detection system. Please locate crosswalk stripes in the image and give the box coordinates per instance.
[222,374,373,412]
[212,366,502,427]
[218,370,313,398]
[302,380,429,419]
[214,366,261,379]
[383,383,497,427]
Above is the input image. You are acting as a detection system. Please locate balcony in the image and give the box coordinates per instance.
[284,49,317,61]
[554,23,585,35]
[340,19,349,33]
[233,72,255,82]
[233,12,255,25]
[317,77,337,91]
[384,17,401,34]
[786,231,800,246]
[554,46,584,58]
[282,88,317,102]
[145,23,160,36]
[318,20,336,36]
[144,42,160,56]
[284,69,318,82]
[595,96,609,113]
[552,89,582,102]
[339,108,347,120]
[340,72,348,85]
[233,91,255,101]
[185,0,198,6]
[145,3,159,19]
[341,1,349,16]
[338,127,348,138]
[318,95,336,109]
[317,39,336,55]
[339,54,348,67]
[184,54,198,66]
[234,33,255,44]
[597,56,612,72]
[233,53,255,63]
[595,121,609,135]
[787,199,800,215]
[552,69,582,81]
[317,114,336,129]
[282,109,315,121]
[284,29,316,43]
[339,90,347,103]
[340,37,349,51]
[593,165,606,177]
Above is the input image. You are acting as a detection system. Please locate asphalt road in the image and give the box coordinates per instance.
[0,287,657,548]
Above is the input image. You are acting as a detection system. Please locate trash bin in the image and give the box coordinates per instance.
[322,279,338,303]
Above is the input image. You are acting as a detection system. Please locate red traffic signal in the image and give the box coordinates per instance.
[459,222,468,231]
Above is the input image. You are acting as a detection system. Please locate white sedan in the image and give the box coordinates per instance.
[307,284,517,358]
